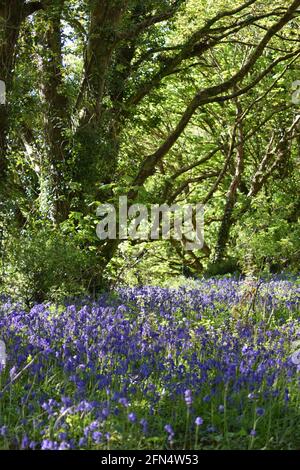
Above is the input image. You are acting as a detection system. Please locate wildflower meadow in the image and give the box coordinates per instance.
[1,278,300,450]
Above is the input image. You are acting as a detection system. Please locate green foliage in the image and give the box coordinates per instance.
[234,192,300,275]
[206,258,240,277]
[1,0,300,296]
[2,224,101,303]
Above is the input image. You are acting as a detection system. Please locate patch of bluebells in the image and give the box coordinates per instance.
[0,278,300,449]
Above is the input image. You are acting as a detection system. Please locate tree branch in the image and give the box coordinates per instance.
[116,0,185,41]
[128,1,300,197]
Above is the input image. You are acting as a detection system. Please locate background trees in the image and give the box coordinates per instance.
[1,0,300,300]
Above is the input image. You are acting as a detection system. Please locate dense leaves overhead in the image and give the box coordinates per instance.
[0,0,300,294]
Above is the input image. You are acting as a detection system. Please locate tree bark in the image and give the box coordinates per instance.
[0,0,24,190]
[73,0,128,200]
[0,0,42,199]
[40,0,70,223]
[215,97,244,262]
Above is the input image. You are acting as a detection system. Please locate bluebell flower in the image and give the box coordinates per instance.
[256,407,265,416]
[195,417,203,426]
[128,412,137,423]
[92,431,102,444]
[184,389,193,407]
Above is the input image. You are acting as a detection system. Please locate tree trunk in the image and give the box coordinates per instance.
[73,0,128,203]
[40,0,70,223]
[215,97,244,263]
[0,0,25,193]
